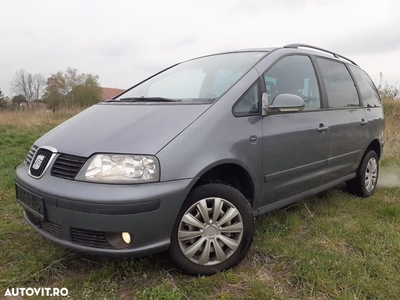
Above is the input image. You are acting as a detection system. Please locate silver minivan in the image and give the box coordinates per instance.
[15,44,384,275]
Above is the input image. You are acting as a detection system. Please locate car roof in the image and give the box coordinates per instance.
[182,44,358,69]
[212,44,358,67]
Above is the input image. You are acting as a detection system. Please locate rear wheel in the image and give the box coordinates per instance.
[169,183,254,275]
[347,150,379,197]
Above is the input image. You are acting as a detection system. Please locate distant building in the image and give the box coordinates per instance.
[100,87,125,101]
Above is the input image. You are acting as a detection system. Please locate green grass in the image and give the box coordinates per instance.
[1,113,400,299]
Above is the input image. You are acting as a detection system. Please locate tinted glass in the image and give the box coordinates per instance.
[317,58,360,108]
[118,52,266,103]
[233,81,259,115]
[350,65,381,107]
[264,55,321,110]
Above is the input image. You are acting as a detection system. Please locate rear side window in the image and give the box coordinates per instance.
[349,66,381,107]
[317,58,360,108]
[263,55,321,110]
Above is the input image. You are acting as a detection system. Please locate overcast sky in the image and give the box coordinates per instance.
[1,0,399,97]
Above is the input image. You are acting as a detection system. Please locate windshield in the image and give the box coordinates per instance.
[116,52,266,103]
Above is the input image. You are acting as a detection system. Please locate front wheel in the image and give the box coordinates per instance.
[347,150,379,197]
[169,183,254,275]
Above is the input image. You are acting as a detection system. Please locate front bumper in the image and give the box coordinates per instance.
[15,164,193,256]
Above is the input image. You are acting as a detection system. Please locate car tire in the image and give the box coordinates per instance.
[169,183,254,276]
[347,150,379,197]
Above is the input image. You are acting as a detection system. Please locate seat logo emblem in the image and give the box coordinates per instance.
[32,155,45,170]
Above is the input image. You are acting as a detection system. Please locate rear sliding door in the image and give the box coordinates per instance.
[316,58,368,184]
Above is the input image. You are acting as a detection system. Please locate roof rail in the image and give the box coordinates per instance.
[284,43,358,66]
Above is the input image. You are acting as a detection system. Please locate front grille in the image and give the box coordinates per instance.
[25,210,63,239]
[24,145,38,166]
[51,154,87,180]
[71,228,113,249]
[29,148,53,178]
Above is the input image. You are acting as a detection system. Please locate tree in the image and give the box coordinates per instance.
[10,70,46,102]
[42,71,67,111]
[0,88,6,110]
[70,76,102,107]
[42,68,101,111]
[32,73,46,101]
[12,94,27,106]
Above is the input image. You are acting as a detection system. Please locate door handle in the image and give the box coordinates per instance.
[317,123,329,133]
[360,119,368,126]
[249,135,257,142]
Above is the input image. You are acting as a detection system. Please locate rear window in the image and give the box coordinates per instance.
[317,58,360,108]
[349,66,381,108]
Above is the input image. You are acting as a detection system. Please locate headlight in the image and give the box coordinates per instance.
[75,154,160,183]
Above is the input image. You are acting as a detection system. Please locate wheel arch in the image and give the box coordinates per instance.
[356,139,381,175]
[191,161,256,206]
[364,139,382,160]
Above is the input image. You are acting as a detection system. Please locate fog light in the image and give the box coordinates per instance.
[105,232,133,249]
[122,232,131,244]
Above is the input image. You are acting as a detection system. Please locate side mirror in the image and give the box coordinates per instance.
[262,93,305,115]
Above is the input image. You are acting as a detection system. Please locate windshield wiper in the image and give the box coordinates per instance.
[108,97,181,103]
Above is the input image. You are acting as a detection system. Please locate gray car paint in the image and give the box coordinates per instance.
[323,108,369,183]
[35,103,210,157]
[261,110,329,204]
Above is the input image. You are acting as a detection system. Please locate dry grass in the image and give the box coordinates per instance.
[0,107,83,129]
[382,98,400,163]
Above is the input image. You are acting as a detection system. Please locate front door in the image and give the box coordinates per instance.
[259,55,329,208]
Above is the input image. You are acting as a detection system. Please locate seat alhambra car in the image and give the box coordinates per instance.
[15,44,384,275]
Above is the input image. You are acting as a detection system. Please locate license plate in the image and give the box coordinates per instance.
[15,184,45,220]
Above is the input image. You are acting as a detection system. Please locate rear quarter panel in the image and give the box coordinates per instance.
[365,106,385,156]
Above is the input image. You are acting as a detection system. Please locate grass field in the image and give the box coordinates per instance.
[0,101,399,299]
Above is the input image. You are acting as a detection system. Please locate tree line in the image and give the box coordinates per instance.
[0,68,101,111]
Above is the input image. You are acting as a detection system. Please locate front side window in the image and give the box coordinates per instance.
[349,66,381,108]
[263,55,321,110]
[117,52,266,103]
[317,58,360,108]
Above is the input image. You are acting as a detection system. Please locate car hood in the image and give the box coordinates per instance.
[35,103,209,157]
